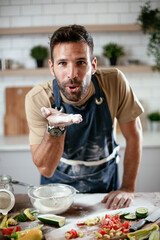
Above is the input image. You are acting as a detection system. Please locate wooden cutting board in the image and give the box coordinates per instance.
[4,87,32,135]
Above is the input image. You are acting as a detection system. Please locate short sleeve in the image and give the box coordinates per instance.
[25,81,53,145]
[116,69,144,123]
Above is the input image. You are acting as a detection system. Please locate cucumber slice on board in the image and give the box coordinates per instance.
[136,207,148,218]
[124,214,137,220]
[38,214,65,227]
[119,212,130,218]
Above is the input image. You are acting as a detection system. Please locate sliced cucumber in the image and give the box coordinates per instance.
[38,214,65,227]
[124,214,137,220]
[112,211,123,216]
[119,212,130,218]
[136,207,148,218]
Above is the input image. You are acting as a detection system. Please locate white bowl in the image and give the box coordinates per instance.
[28,184,78,214]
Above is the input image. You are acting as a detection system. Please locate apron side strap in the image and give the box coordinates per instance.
[91,74,101,100]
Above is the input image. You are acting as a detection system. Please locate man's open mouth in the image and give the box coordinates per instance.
[67,85,79,92]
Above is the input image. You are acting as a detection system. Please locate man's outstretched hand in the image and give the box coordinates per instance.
[41,107,83,127]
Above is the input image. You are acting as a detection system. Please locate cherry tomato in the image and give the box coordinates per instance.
[2,226,21,236]
[98,228,107,235]
[123,228,130,233]
[66,229,78,239]
[76,222,85,226]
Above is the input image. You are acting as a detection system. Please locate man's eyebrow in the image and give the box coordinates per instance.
[55,58,67,64]
[56,58,67,62]
[56,57,87,62]
[75,57,87,61]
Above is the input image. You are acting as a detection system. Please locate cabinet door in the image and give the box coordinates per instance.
[118,147,160,192]
[0,150,40,193]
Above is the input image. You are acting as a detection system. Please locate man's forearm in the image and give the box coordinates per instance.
[31,130,65,177]
[121,131,142,192]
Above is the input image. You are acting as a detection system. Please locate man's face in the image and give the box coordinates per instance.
[49,42,96,102]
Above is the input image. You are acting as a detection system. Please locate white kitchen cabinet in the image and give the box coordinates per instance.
[117,132,160,192]
[118,147,160,192]
[0,146,40,194]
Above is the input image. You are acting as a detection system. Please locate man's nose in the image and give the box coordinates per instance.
[67,64,78,79]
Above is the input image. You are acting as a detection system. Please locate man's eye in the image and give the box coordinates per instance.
[77,61,86,65]
[59,62,66,66]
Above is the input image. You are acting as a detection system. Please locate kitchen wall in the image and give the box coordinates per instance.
[0,0,160,135]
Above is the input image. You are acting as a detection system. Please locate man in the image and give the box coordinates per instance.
[25,24,143,209]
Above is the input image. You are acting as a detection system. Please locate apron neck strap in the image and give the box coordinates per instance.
[53,79,62,110]
[91,74,101,99]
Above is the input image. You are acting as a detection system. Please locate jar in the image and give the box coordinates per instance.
[0,189,15,215]
[0,175,15,214]
[0,174,14,193]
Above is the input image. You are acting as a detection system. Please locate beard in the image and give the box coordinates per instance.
[55,76,90,102]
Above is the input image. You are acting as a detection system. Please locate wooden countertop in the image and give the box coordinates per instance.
[0,193,160,239]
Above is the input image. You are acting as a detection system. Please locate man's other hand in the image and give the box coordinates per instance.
[101,189,134,210]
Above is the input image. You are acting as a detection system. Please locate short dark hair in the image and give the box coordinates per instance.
[50,24,94,62]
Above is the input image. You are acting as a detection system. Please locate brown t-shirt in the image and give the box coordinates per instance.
[25,68,143,145]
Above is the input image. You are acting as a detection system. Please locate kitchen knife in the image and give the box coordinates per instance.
[130,208,160,232]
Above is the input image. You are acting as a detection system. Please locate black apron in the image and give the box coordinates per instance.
[41,75,120,193]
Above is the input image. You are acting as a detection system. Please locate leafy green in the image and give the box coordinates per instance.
[137,1,160,71]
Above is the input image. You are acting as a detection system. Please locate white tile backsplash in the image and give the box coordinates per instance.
[0,0,160,135]
[11,16,32,27]
[98,14,119,24]
[53,14,75,25]
[10,0,31,5]
[87,3,108,14]
[108,2,130,13]
[21,5,42,15]
[120,13,138,24]
[65,3,86,14]
[43,4,64,15]
[32,15,54,26]
[0,17,10,27]
[75,14,96,25]
[0,6,20,16]
[0,0,10,5]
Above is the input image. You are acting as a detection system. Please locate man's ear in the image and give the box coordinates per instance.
[91,57,97,75]
[48,59,55,77]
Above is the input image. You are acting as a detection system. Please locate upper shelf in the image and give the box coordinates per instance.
[0,65,153,77]
[0,24,142,35]
[0,68,51,76]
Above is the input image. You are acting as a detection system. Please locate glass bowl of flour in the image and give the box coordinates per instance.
[28,184,78,214]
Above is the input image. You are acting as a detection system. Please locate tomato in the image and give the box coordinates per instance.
[123,228,130,233]
[98,228,107,235]
[105,214,112,219]
[122,221,130,229]
[76,222,85,226]
[2,226,21,236]
[100,219,113,229]
[112,215,120,224]
[113,223,121,230]
[66,229,78,239]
